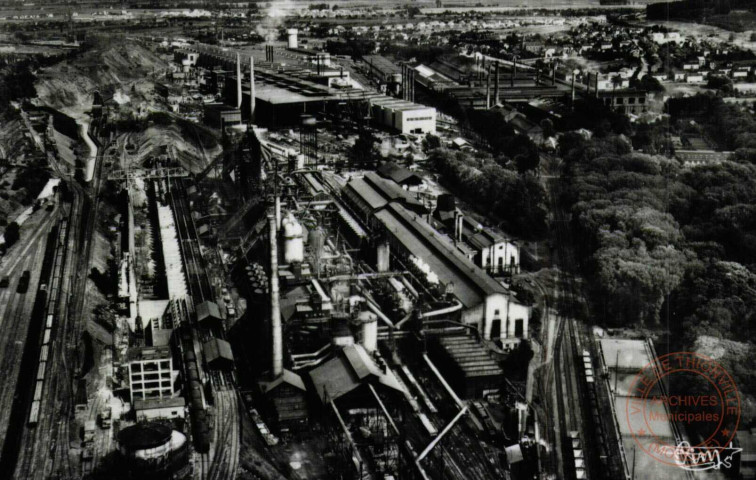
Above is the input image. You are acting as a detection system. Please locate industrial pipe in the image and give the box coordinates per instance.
[365,298,394,328]
[290,343,331,360]
[419,299,463,319]
[353,284,395,328]
[396,300,463,329]
[423,353,464,409]
[416,406,468,463]
[369,385,433,480]
[399,275,419,299]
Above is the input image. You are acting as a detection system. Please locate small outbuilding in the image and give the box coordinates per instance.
[203,338,235,370]
[196,301,223,326]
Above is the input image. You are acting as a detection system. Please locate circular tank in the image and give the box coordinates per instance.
[282,213,304,263]
[118,422,174,460]
[117,423,190,478]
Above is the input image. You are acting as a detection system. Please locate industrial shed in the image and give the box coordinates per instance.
[196,301,223,326]
[203,338,235,370]
[259,370,308,432]
[377,162,424,187]
[428,333,504,399]
[308,344,405,407]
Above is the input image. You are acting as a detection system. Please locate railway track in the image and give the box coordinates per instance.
[548,171,604,480]
[164,176,242,478]
[397,356,503,480]
[167,178,213,305]
[207,390,241,480]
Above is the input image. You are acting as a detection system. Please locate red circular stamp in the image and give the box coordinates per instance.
[623,351,741,470]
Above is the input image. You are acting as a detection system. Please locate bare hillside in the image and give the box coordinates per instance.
[34,39,170,121]
[121,123,221,174]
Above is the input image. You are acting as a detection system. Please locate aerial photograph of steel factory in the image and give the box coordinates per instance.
[0,0,754,478]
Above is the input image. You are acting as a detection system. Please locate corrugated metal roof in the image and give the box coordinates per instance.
[309,345,404,403]
[344,177,388,211]
[260,369,306,393]
[438,335,502,378]
[363,54,402,76]
[203,338,234,364]
[375,203,506,308]
[377,163,423,186]
[337,207,367,239]
[196,301,222,322]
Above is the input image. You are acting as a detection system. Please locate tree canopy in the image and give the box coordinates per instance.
[429,148,548,239]
[562,135,688,325]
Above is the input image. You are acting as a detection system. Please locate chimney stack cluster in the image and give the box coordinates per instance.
[402,64,415,102]
[249,56,256,122]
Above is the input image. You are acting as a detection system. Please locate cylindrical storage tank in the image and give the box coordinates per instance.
[391,73,402,85]
[117,422,174,464]
[282,213,304,263]
[358,310,378,353]
[287,28,298,49]
[308,226,325,259]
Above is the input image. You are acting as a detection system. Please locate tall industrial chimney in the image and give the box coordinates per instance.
[486,66,491,109]
[412,70,416,102]
[409,69,415,103]
[401,64,406,100]
[269,214,283,379]
[494,62,500,106]
[249,55,256,122]
[571,71,577,109]
[511,57,517,88]
[456,210,464,243]
[594,72,599,99]
[236,53,242,109]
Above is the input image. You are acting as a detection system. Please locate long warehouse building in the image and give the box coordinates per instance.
[176,45,437,134]
[342,173,529,348]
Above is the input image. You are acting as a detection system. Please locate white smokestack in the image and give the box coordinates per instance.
[249,55,256,122]
[236,52,242,109]
[269,214,283,379]
[287,29,298,49]
[275,196,281,231]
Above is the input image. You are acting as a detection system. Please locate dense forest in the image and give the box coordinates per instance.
[559,101,756,426]
[561,129,756,329]
[429,148,548,240]
[560,134,687,325]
